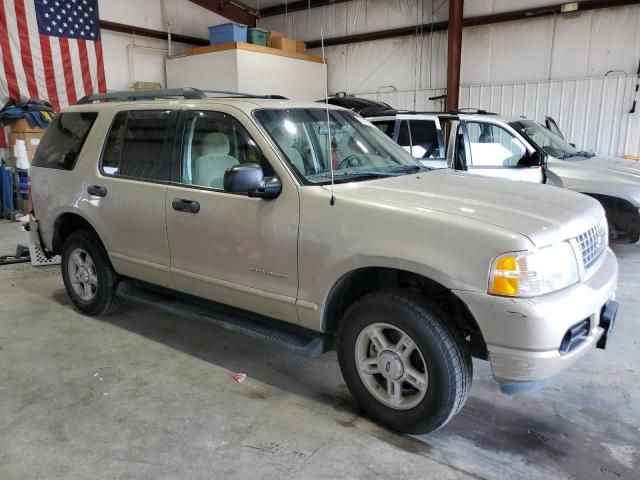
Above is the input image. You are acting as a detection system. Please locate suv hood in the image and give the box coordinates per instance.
[333,169,603,247]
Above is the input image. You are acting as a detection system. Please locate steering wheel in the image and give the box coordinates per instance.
[337,155,363,169]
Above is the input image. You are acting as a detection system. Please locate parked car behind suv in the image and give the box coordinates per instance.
[30,88,619,434]
[349,102,640,243]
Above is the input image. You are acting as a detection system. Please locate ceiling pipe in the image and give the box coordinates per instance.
[260,0,352,18]
[305,0,638,48]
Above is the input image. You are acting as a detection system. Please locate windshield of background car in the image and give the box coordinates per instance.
[254,108,422,185]
[511,120,585,159]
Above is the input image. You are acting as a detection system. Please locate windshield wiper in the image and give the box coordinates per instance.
[385,164,428,173]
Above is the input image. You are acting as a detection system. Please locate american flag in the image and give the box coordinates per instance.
[0,0,106,111]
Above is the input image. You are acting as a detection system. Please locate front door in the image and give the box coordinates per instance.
[165,108,300,324]
[459,120,544,183]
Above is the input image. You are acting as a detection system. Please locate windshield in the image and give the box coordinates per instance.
[254,108,423,185]
[510,120,591,160]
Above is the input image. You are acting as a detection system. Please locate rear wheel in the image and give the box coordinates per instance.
[337,290,472,434]
[61,230,122,316]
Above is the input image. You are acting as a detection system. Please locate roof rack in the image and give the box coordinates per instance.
[77,88,288,104]
[449,108,498,115]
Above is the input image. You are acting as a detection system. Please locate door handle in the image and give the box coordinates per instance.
[172,198,200,214]
[87,185,107,197]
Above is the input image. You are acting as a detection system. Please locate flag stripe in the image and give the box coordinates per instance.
[24,0,47,99]
[67,39,86,99]
[58,36,77,105]
[38,33,59,110]
[86,39,98,93]
[14,0,38,98]
[4,0,30,100]
[0,0,20,100]
[95,39,106,93]
[49,37,68,108]
[0,40,9,102]
[77,39,93,96]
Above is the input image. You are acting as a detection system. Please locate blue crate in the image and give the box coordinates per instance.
[208,22,247,45]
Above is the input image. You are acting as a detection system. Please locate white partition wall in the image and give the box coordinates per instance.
[166,49,328,101]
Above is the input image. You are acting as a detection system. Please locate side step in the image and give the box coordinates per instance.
[116,280,330,357]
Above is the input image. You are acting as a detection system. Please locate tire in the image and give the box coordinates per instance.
[337,290,472,434]
[61,229,122,316]
[629,232,639,244]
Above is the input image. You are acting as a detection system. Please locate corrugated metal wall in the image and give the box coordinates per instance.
[360,74,640,157]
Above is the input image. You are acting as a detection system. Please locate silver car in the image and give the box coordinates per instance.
[368,111,640,243]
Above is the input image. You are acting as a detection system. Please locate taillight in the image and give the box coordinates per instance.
[27,175,34,214]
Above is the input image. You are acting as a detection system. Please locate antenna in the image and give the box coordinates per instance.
[321,28,335,206]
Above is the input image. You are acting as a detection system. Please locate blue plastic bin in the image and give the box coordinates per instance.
[208,23,247,45]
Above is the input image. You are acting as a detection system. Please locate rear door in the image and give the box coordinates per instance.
[459,119,544,183]
[92,107,177,287]
[399,115,446,168]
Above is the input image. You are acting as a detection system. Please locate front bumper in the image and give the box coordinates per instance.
[455,248,618,383]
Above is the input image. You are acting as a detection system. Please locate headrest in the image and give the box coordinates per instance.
[273,127,295,148]
[202,132,230,156]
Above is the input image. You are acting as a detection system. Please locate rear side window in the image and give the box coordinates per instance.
[32,112,98,170]
[100,110,173,181]
[372,120,395,138]
[407,120,440,159]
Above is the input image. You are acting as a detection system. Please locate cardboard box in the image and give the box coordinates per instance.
[8,118,46,134]
[271,36,297,53]
[268,30,282,48]
[296,41,306,54]
[133,81,162,90]
[9,132,42,151]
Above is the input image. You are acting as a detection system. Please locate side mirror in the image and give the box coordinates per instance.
[518,151,547,168]
[570,142,576,148]
[223,163,282,200]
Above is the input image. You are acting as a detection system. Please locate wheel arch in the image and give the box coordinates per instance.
[322,267,488,360]
[53,211,105,255]
[582,192,640,238]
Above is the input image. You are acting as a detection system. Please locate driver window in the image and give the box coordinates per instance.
[466,122,526,168]
[182,112,272,189]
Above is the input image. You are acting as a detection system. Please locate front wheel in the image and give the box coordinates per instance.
[337,290,472,434]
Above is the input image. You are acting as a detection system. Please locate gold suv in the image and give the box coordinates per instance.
[29,88,619,434]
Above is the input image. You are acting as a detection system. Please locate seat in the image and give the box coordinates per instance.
[193,133,239,188]
[273,128,305,174]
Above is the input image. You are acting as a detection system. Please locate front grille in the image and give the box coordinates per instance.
[559,319,590,355]
[576,221,607,272]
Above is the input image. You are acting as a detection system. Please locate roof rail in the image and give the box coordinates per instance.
[77,88,206,104]
[449,108,498,115]
[77,88,289,104]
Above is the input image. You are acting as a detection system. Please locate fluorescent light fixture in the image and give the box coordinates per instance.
[561,2,579,13]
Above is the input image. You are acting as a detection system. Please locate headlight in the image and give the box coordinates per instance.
[489,242,579,297]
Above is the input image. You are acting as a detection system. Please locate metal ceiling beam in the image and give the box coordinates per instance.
[446,0,463,111]
[260,0,352,18]
[100,20,209,45]
[306,0,639,48]
[187,0,257,27]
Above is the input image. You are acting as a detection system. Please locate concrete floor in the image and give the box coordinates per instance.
[0,220,638,480]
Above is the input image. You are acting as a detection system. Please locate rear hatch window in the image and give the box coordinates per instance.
[32,112,98,170]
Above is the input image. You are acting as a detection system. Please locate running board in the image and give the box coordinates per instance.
[116,280,330,357]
